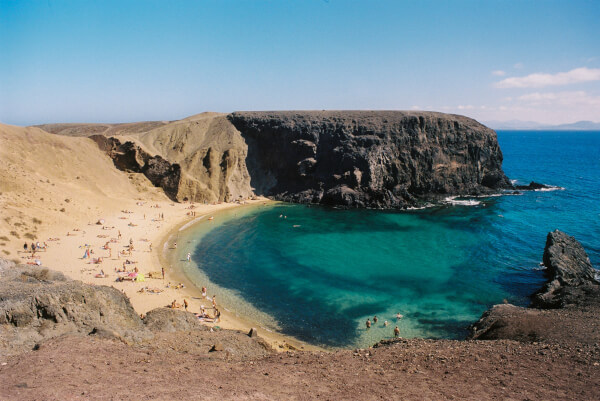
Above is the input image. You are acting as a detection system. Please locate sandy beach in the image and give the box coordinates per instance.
[0,123,313,351]
[28,199,314,351]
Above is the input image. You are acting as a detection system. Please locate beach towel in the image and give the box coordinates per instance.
[136,274,146,282]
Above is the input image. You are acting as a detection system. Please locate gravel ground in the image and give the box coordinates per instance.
[1,334,598,401]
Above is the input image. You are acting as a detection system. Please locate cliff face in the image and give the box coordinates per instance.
[228,111,511,208]
[87,113,254,204]
[44,111,511,208]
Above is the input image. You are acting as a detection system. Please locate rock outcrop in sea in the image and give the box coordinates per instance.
[470,230,599,343]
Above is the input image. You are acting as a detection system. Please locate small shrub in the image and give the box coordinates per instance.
[2,250,9,255]
[64,199,70,203]
[10,231,19,238]
[24,233,35,240]
[0,236,9,241]
[32,218,42,224]
[14,222,22,227]
[60,208,65,212]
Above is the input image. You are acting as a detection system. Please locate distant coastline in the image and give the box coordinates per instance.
[485,120,600,131]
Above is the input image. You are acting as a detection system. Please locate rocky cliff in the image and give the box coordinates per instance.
[229,111,511,208]
[85,113,254,204]
[41,111,512,208]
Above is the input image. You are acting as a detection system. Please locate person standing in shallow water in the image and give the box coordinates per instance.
[366,319,371,329]
[394,326,400,338]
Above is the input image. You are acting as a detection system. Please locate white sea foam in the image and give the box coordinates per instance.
[444,196,481,206]
[178,215,207,231]
[534,186,565,192]
[405,203,435,210]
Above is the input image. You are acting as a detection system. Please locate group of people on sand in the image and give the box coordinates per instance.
[366,313,404,338]
[23,241,48,266]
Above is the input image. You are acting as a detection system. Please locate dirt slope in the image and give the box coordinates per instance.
[0,123,166,256]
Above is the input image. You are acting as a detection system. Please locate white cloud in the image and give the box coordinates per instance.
[491,70,506,76]
[517,91,600,107]
[495,67,600,89]
[457,105,474,110]
[410,105,421,110]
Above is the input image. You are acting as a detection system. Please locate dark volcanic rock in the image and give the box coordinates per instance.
[228,111,512,208]
[514,181,551,191]
[470,230,600,342]
[89,135,181,201]
[532,230,598,308]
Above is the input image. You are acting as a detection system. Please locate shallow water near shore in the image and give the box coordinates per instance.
[172,131,600,349]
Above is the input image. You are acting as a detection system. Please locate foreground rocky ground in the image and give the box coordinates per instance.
[1,230,599,400]
[1,335,598,401]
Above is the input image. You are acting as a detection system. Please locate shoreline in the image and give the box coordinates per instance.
[27,196,318,352]
[156,201,321,352]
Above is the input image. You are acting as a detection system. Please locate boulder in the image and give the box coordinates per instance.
[532,230,598,308]
[210,342,224,352]
[143,308,209,333]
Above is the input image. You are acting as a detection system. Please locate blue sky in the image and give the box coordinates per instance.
[1,0,599,125]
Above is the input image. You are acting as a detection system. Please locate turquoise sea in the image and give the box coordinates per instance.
[170,131,600,349]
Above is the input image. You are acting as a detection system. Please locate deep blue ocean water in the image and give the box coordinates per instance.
[172,131,600,349]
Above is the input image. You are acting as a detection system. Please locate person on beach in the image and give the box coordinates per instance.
[396,312,403,320]
[215,309,221,323]
[394,326,400,338]
[161,267,165,280]
[187,252,191,262]
[23,243,27,252]
[118,230,122,239]
[201,286,207,298]
[212,295,217,308]
[373,316,378,323]
[384,320,389,327]
[183,299,189,311]
[366,319,371,329]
